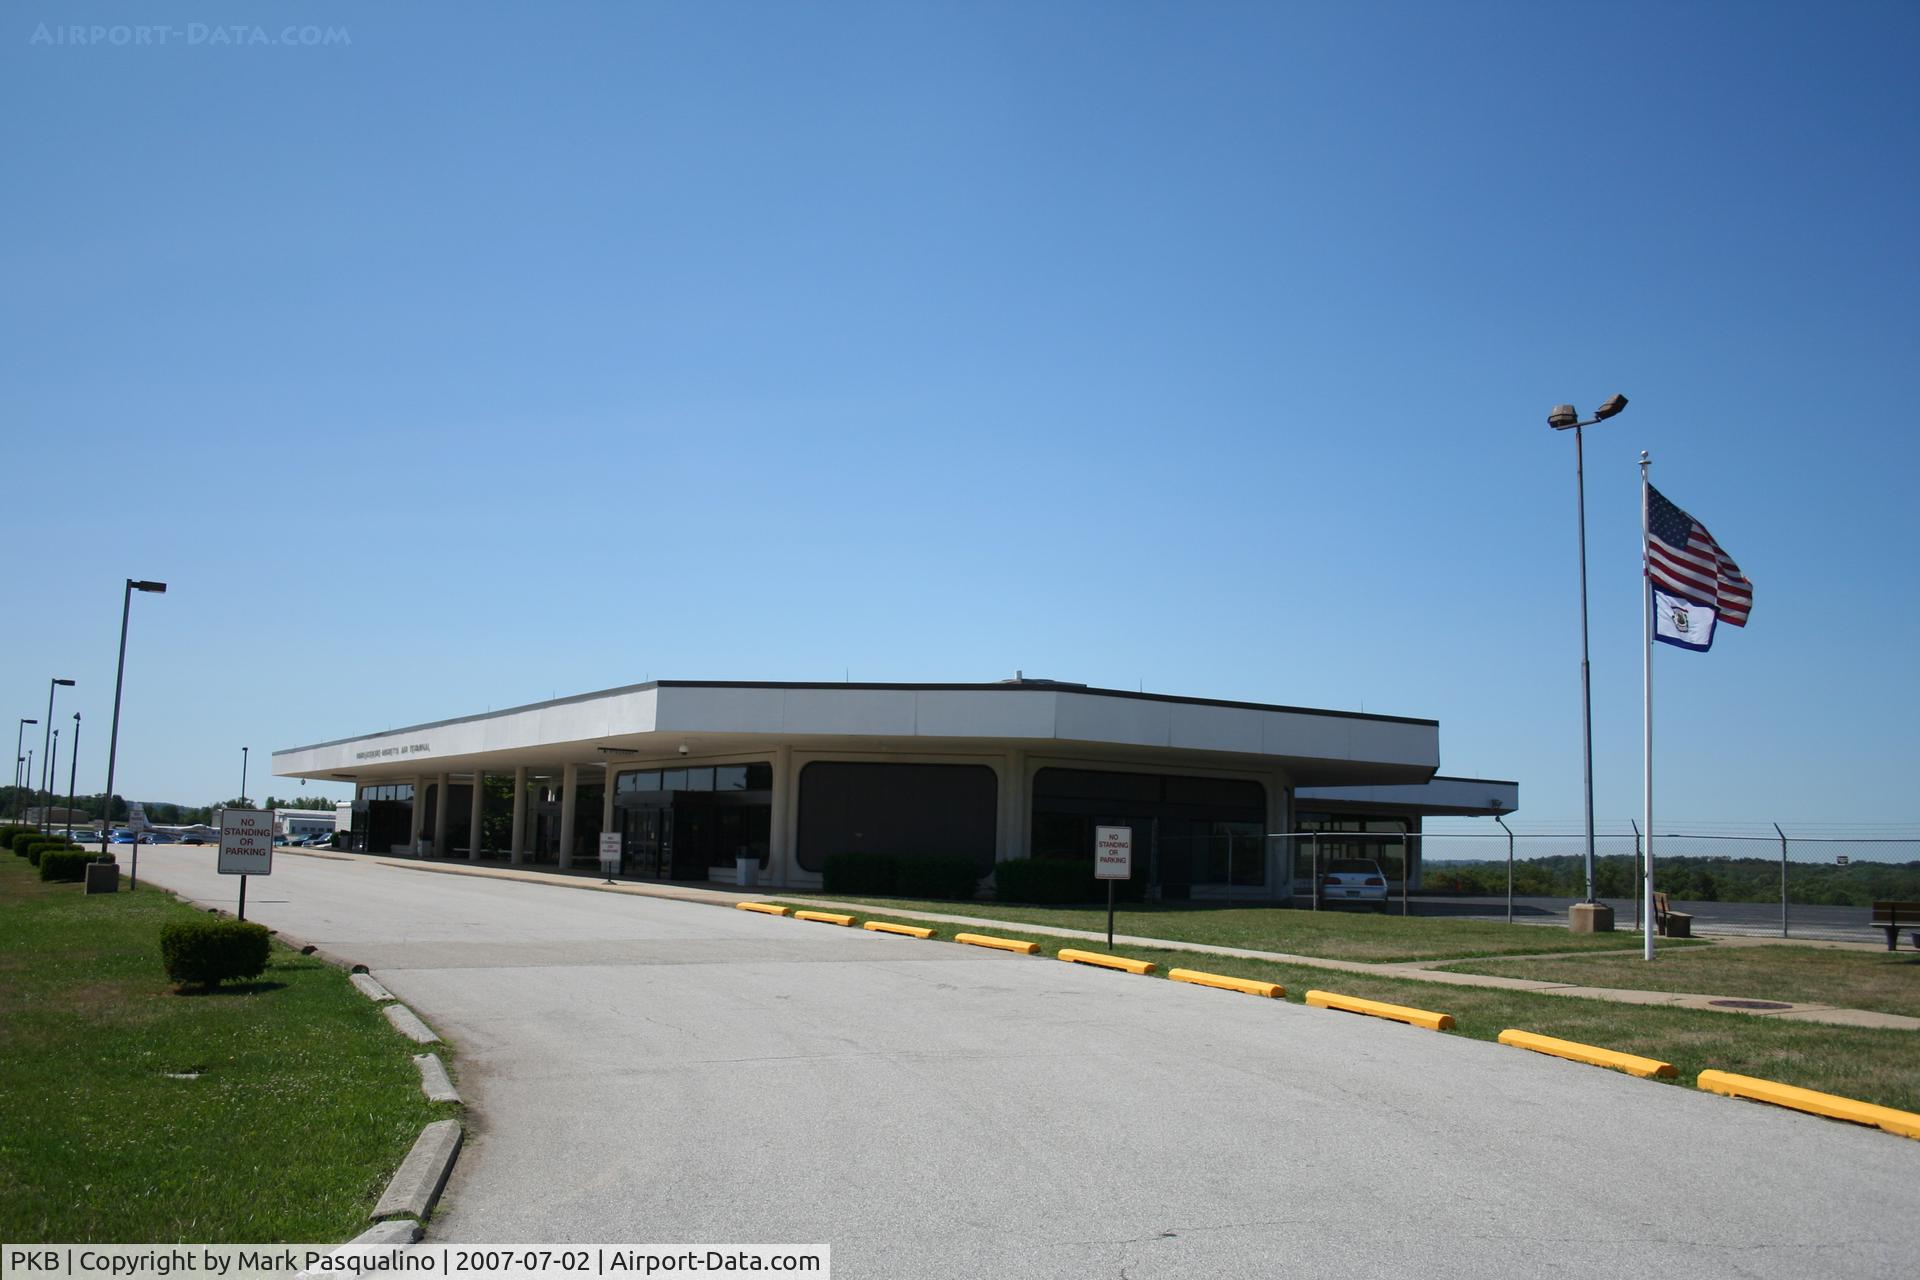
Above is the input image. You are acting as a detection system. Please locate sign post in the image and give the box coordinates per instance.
[126,800,151,890]
[1094,825,1133,951]
[218,808,274,920]
[598,831,622,884]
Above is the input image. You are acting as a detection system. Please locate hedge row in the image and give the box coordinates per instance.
[821,852,983,900]
[18,836,80,867]
[993,857,1145,905]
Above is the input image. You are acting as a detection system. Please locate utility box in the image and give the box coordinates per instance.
[84,862,119,894]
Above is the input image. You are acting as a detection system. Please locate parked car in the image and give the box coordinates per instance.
[109,830,136,844]
[142,831,178,844]
[1318,858,1389,910]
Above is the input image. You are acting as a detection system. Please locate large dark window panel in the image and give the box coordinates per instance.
[797,762,998,874]
[1030,767,1266,891]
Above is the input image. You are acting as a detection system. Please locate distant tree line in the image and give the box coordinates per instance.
[1,786,339,827]
[1423,853,1920,908]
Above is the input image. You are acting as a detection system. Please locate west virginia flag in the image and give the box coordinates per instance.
[1653,588,1717,652]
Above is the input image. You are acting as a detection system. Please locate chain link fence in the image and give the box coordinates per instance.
[1138,828,1918,940]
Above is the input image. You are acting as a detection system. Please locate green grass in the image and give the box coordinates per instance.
[0,857,453,1242]
[781,894,1702,962]
[1437,944,1920,1019]
[771,903,1920,1114]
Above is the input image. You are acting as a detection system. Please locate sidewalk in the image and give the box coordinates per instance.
[292,849,1920,1032]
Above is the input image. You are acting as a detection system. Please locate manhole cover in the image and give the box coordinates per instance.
[1708,999,1793,1010]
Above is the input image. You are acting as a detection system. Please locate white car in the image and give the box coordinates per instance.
[1318,858,1389,910]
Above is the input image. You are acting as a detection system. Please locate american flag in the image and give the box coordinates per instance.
[1646,485,1752,627]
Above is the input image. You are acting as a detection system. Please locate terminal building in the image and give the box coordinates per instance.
[272,678,1517,899]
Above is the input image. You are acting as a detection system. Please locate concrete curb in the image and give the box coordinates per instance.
[372,1119,463,1220]
[863,920,935,939]
[413,1053,461,1104]
[1698,1070,1920,1140]
[349,1218,423,1245]
[1306,989,1455,1030]
[954,932,1040,955]
[352,973,396,1002]
[1169,967,1282,998]
[385,1004,441,1044]
[1497,1028,1676,1079]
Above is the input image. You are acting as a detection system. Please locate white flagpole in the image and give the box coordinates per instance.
[1641,451,1655,962]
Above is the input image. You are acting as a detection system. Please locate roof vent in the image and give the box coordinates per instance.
[997,671,1087,688]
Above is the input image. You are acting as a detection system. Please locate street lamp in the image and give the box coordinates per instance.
[240,746,249,808]
[1548,393,1628,930]
[65,713,80,844]
[13,719,36,818]
[103,579,166,887]
[41,679,75,831]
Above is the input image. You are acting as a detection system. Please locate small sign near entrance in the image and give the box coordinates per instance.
[598,832,622,865]
[1095,825,1133,880]
[1836,854,1850,867]
[218,809,274,876]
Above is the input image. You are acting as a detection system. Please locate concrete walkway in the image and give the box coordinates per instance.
[286,849,1920,1031]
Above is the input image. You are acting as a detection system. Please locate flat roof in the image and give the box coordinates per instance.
[278,679,1438,756]
[273,679,1444,788]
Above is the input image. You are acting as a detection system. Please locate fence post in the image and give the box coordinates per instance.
[1775,822,1789,938]
[1630,821,1643,935]
[1401,832,1410,917]
[1495,816,1513,924]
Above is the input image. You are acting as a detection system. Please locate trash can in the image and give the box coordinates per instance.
[736,854,759,888]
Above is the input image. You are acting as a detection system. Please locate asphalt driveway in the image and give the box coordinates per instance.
[130,848,1919,1280]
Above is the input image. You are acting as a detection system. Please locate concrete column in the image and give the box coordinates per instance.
[408,775,426,853]
[510,765,527,866]
[433,772,450,857]
[558,763,578,869]
[768,745,794,886]
[601,769,617,834]
[1000,750,1028,863]
[468,771,485,861]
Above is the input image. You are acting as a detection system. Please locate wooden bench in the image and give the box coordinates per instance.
[1653,891,1692,938]
[1870,900,1920,952]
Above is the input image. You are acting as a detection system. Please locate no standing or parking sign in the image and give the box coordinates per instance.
[1095,825,1133,880]
[218,808,274,876]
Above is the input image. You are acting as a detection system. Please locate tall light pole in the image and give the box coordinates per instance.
[104,579,167,887]
[47,728,59,830]
[41,679,75,831]
[13,719,36,818]
[1548,393,1628,931]
[240,746,249,807]
[65,713,81,843]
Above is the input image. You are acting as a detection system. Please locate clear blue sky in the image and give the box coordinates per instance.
[3,1,1915,832]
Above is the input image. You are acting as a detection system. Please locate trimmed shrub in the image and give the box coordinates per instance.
[822,851,897,896]
[8,828,47,854]
[894,854,983,901]
[0,824,33,851]
[160,919,272,989]
[39,849,93,883]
